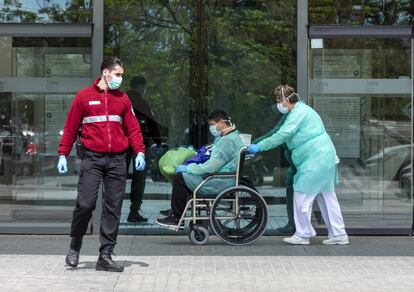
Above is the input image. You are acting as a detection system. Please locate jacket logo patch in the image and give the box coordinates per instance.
[89,100,101,105]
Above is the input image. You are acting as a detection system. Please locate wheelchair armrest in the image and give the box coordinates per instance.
[203,172,237,179]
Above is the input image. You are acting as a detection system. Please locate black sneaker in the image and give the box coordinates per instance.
[159,208,173,217]
[95,253,124,272]
[65,248,80,267]
[156,214,182,228]
[127,212,148,223]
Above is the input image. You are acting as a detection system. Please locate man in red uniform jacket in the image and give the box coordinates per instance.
[57,57,145,272]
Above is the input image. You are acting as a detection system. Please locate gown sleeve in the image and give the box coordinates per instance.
[257,104,306,151]
[186,136,236,175]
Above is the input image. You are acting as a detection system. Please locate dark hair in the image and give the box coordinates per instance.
[100,56,123,74]
[130,76,146,88]
[208,110,231,126]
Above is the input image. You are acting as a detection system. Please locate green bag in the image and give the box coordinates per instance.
[158,147,196,183]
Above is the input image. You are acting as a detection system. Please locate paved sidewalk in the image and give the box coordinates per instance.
[1,235,414,291]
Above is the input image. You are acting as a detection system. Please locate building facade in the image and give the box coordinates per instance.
[0,0,412,235]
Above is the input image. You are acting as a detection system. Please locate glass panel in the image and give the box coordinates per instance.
[204,0,297,232]
[0,0,92,23]
[309,0,413,25]
[105,0,297,233]
[105,0,192,232]
[0,36,91,229]
[309,37,412,230]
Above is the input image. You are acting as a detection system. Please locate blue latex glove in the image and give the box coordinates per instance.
[57,155,68,174]
[247,144,261,154]
[135,153,146,171]
[176,165,187,173]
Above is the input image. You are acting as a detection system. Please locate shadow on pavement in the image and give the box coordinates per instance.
[65,260,149,271]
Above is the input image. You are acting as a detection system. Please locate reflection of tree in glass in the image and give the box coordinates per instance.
[0,0,92,23]
[105,0,197,146]
[0,0,37,22]
[105,0,297,146]
[309,0,413,25]
[204,0,296,135]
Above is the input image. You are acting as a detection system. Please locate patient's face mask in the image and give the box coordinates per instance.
[209,124,221,137]
[209,119,234,137]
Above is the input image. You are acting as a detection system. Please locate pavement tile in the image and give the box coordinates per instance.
[1,235,414,291]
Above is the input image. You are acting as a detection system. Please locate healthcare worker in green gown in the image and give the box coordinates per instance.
[253,107,295,235]
[248,85,349,245]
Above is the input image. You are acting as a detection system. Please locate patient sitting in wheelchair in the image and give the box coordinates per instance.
[156,110,245,228]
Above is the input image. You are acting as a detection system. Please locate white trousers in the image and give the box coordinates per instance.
[293,191,347,238]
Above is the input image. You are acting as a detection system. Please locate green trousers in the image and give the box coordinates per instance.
[284,148,296,227]
[285,165,296,227]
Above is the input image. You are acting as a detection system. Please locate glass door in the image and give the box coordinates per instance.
[309,35,412,233]
[105,0,193,234]
[104,0,298,234]
[203,0,297,233]
[0,36,92,233]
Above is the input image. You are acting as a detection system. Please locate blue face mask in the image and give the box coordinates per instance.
[107,75,123,90]
[209,125,221,137]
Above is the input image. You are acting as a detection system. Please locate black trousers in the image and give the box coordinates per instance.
[126,148,147,214]
[70,149,127,254]
[171,173,193,217]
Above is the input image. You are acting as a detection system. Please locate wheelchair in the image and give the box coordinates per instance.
[165,147,268,246]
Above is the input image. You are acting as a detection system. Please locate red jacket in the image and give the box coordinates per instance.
[58,79,145,156]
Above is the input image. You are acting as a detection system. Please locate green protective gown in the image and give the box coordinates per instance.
[183,130,245,196]
[257,102,339,195]
[253,114,296,227]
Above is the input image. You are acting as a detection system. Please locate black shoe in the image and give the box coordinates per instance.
[95,253,124,272]
[65,248,80,267]
[65,237,82,267]
[159,208,173,217]
[276,224,295,235]
[127,212,148,223]
[156,214,181,228]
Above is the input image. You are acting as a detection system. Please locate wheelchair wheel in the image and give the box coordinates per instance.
[210,186,267,245]
[189,225,209,245]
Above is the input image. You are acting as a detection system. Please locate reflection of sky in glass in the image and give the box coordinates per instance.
[2,0,69,12]
[0,0,91,23]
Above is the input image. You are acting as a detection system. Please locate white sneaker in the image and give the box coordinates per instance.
[283,235,310,245]
[322,235,349,245]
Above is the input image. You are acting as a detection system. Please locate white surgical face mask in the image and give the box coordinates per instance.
[209,124,220,137]
[209,119,235,137]
[279,87,301,114]
[277,103,289,114]
[107,74,123,90]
